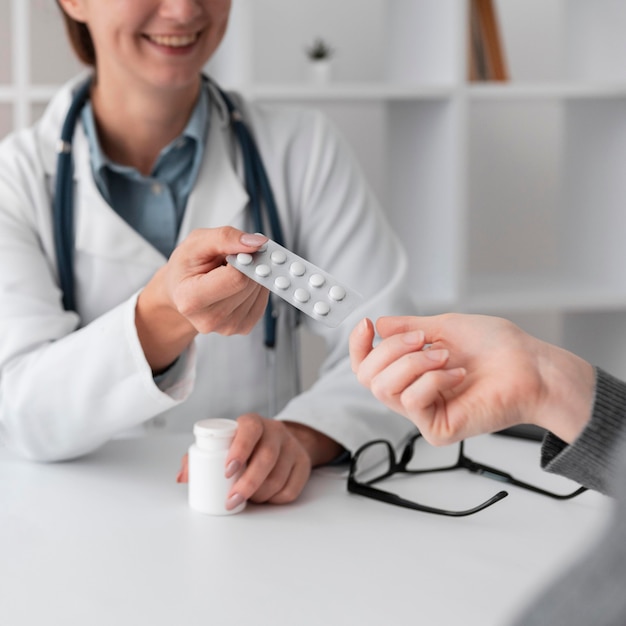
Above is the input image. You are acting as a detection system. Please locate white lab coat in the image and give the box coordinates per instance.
[0,75,418,461]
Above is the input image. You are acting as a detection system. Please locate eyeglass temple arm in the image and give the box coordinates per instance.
[462,458,587,500]
[348,479,508,517]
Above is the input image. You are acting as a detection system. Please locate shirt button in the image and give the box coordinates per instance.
[151,183,163,195]
[176,138,187,149]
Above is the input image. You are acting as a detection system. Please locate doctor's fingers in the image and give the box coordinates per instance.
[195,282,269,336]
[220,296,268,336]
[248,449,310,505]
[175,262,260,312]
[176,270,268,334]
[176,453,189,483]
[228,416,310,504]
[174,227,268,270]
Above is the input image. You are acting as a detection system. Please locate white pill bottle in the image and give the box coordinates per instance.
[188,419,245,515]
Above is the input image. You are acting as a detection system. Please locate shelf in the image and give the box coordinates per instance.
[247,82,456,102]
[0,87,16,103]
[9,82,626,106]
[468,82,626,101]
[465,274,626,314]
[0,84,61,104]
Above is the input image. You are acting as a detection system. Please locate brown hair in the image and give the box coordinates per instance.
[56,1,96,66]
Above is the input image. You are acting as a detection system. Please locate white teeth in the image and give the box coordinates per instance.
[149,33,198,47]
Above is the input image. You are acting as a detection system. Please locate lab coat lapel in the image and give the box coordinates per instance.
[50,82,248,265]
[72,125,165,268]
[178,112,249,239]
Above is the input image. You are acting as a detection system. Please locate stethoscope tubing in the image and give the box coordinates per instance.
[53,75,283,347]
[53,77,91,313]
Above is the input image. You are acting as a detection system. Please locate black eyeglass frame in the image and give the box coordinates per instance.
[347,432,587,517]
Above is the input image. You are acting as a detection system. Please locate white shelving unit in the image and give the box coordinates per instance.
[4,0,626,379]
[0,0,83,131]
[218,0,626,378]
[464,0,626,379]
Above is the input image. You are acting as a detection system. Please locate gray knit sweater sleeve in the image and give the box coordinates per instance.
[539,367,626,495]
[513,367,626,626]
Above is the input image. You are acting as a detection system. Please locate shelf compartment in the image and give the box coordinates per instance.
[0,0,11,84]
[29,0,83,86]
[213,0,462,89]
[560,98,626,282]
[496,0,626,84]
[386,0,462,86]
[0,104,13,140]
[388,99,462,309]
[564,0,626,83]
[466,99,564,293]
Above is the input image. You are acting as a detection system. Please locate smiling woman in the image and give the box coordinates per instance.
[0,0,416,511]
[54,0,232,175]
[56,0,230,96]
[56,1,230,67]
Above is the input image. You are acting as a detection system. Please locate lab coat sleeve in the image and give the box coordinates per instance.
[259,105,420,453]
[0,133,195,461]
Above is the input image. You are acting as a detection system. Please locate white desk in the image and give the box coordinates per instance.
[0,434,611,626]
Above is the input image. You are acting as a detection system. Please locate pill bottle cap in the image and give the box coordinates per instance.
[193,419,238,452]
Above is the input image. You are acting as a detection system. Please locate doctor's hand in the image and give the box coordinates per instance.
[136,227,270,373]
[176,415,343,508]
[349,314,595,447]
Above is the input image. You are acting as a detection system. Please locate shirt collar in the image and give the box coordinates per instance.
[80,84,210,179]
[181,85,208,149]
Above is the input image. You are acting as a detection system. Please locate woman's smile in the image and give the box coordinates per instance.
[143,31,202,55]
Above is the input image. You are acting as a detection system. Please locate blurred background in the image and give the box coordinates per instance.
[3,0,626,387]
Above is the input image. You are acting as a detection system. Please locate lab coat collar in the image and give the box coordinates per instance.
[38,72,91,178]
[37,74,249,264]
[177,86,249,240]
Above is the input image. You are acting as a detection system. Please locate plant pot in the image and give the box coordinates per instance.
[308,59,333,85]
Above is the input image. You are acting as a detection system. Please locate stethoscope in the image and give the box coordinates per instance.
[54,75,285,348]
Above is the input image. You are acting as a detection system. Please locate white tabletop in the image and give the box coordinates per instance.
[0,433,611,626]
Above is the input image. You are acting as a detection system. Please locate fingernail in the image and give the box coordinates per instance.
[225,459,241,479]
[446,367,466,380]
[403,330,424,346]
[424,349,449,362]
[226,493,245,511]
[240,233,268,247]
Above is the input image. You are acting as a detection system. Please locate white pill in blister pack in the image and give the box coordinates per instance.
[227,239,364,328]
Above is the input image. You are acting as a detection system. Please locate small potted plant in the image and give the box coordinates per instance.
[305,37,335,84]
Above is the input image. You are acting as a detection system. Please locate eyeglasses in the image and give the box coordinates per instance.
[347,432,587,517]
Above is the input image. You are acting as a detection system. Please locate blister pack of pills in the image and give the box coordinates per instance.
[226,239,364,328]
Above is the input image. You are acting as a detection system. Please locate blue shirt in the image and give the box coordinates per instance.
[81,87,210,258]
